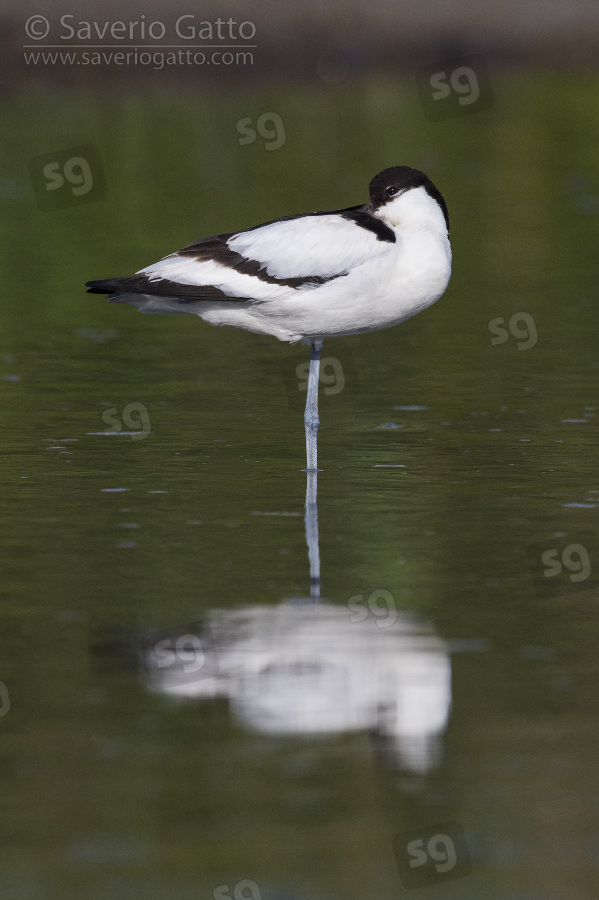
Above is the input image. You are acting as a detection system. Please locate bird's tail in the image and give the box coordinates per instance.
[86,277,204,316]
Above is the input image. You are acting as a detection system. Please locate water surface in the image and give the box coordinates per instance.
[1,73,599,898]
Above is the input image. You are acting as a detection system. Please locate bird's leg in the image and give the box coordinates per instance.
[304,340,322,472]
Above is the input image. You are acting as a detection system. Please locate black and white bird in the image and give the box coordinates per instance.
[87,166,451,470]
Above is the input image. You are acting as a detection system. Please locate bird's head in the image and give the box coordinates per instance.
[369,166,449,233]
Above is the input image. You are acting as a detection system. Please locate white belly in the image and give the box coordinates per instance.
[198,229,452,343]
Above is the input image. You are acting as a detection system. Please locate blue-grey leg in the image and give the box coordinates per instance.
[304,468,321,600]
[304,340,323,472]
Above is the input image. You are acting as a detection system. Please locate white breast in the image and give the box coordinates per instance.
[257,230,450,341]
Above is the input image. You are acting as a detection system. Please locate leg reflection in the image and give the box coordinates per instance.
[304,469,321,600]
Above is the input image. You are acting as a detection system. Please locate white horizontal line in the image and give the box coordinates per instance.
[23,44,257,48]
[251,511,301,516]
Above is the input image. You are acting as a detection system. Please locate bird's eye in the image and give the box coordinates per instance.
[386,185,399,196]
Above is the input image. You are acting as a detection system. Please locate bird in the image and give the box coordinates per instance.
[86,166,451,471]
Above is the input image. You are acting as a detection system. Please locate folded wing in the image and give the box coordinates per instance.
[86,206,396,310]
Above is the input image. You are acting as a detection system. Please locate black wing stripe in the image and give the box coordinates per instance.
[239,204,396,243]
[86,275,243,302]
[338,207,396,242]
[176,235,337,288]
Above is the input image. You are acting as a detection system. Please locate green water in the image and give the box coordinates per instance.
[1,73,599,898]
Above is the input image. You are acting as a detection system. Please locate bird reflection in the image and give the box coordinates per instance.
[143,600,451,774]
[140,470,452,775]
